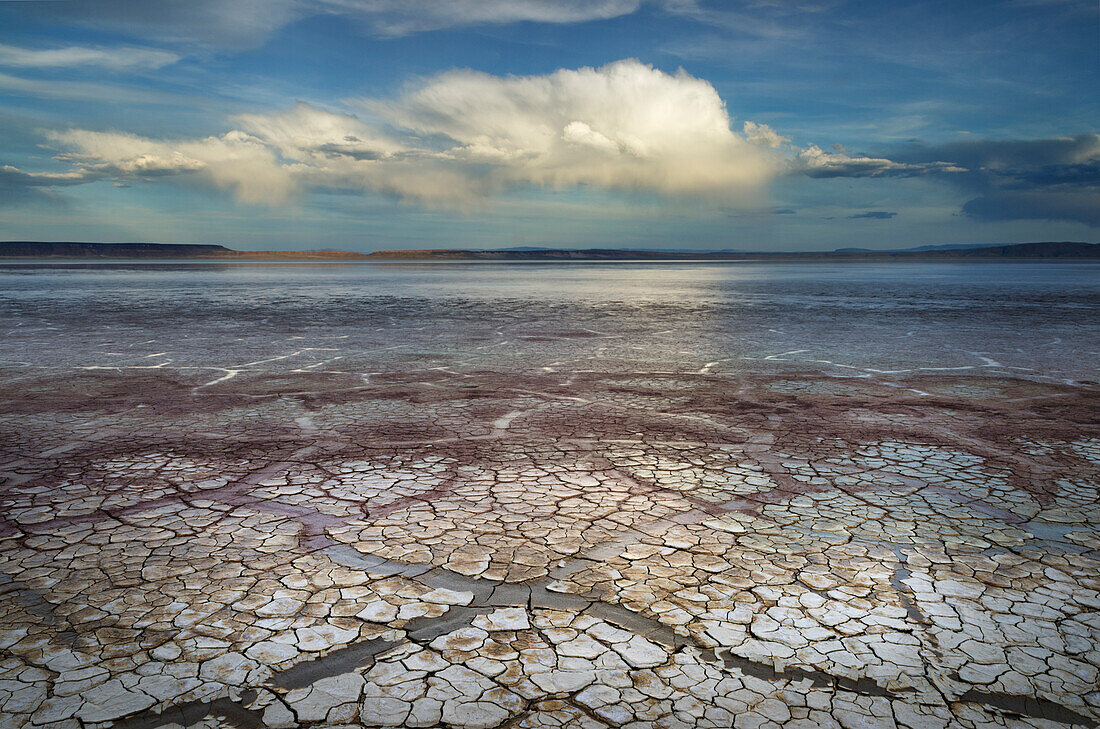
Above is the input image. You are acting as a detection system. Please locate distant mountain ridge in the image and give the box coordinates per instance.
[834,242,1006,253]
[1,240,1097,260]
[0,242,233,258]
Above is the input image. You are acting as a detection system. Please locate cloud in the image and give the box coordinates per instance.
[234,102,406,162]
[848,210,896,219]
[16,57,1095,226]
[786,134,1099,225]
[328,0,643,36]
[25,0,302,50]
[893,134,1100,171]
[0,43,180,70]
[366,59,777,195]
[961,190,1100,226]
[792,144,963,178]
[0,165,100,207]
[891,134,1100,226]
[742,121,789,149]
[235,102,489,205]
[0,72,184,104]
[26,60,778,207]
[45,129,296,205]
[0,165,101,187]
[26,0,642,48]
[658,0,821,42]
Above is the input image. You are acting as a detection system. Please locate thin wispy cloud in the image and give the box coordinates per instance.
[793,145,964,179]
[23,0,644,48]
[21,1,836,48]
[24,0,302,50]
[329,0,644,36]
[0,72,183,104]
[0,43,180,70]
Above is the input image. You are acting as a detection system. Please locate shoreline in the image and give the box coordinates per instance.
[1,240,1098,263]
[3,256,1100,265]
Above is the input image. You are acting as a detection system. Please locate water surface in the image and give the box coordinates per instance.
[1,261,1097,384]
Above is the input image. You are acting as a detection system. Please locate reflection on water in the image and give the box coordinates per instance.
[0,261,1097,383]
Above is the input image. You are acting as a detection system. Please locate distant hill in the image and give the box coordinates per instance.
[1,240,1096,261]
[835,242,1005,253]
[0,242,372,260]
[0,241,233,258]
[924,241,1097,258]
[361,241,1100,260]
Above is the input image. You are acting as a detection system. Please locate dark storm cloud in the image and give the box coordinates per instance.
[961,190,1100,226]
[893,134,1100,171]
[0,165,89,207]
[796,133,1100,226]
[893,134,1100,227]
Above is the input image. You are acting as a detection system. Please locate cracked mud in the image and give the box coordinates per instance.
[0,263,1098,729]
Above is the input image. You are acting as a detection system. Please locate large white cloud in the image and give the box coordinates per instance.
[39,60,782,206]
[367,59,778,195]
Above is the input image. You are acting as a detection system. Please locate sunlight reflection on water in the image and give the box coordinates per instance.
[1,261,1097,382]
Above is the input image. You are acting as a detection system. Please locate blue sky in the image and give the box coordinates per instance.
[1,0,1097,251]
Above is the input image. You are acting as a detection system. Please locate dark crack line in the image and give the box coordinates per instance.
[267,638,399,690]
[110,692,262,729]
[958,688,1098,728]
[713,647,913,698]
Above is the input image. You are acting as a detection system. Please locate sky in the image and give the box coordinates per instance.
[0,0,1097,252]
